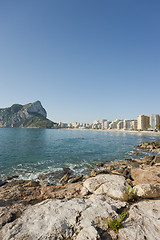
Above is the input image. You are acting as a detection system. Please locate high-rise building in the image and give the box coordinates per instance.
[131,120,137,130]
[92,120,101,129]
[101,119,111,129]
[109,119,122,129]
[123,120,132,130]
[150,114,160,130]
[117,121,124,130]
[137,115,150,130]
[101,119,107,130]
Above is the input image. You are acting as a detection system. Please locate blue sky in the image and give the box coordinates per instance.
[0,0,160,123]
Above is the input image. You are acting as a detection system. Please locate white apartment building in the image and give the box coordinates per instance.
[101,119,107,129]
[131,120,137,130]
[104,120,111,129]
[58,122,68,128]
[150,114,160,130]
[117,121,124,130]
[123,120,132,130]
[72,121,80,128]
[101,119,111,129]
[92,120,101,129]
[109,119,121,129]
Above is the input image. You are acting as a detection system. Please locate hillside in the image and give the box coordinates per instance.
[0,101,56,128]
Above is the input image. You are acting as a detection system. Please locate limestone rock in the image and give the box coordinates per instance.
[24,180,39,187]
[68,175,83,183]
[90,169,97,177]
[134,184,160,198]
[0,195,126,240]
[40,181,83,200]
[143,155,155,163]
[95,162,103,167]
[151,155,160,165]
[81,186,89,196]
[83,174,128,200]
[0,204,26,230]
[38,174,46,181]
[133,152,141,155]
[4,175,19,181]
[131,165,160,186]
[136,142,160,153]
[59,172,70,184]
[39,168,72,185]
[117,200,160,240]
[26,100,47,118]
[103,164,114,171]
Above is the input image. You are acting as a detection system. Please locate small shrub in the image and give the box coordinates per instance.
[104,210,128,232]
[123,185,135,202]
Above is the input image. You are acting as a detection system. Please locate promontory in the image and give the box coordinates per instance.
[0,100,56,128]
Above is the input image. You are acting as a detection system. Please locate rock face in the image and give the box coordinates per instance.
[0,195,126,240]
[1,171,160,239]
[1,196,160,240]
[0,101,56,128]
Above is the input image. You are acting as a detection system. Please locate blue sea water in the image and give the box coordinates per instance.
[0,128,160,180]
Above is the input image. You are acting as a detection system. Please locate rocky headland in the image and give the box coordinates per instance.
[0,101,56,128]
[0,142,160,239]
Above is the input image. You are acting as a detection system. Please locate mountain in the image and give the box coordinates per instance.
[0,101,57,128]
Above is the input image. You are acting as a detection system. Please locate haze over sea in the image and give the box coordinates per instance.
[0,128,160,181]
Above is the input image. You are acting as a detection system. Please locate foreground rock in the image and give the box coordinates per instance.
[83,174,128,200]
[117,200,160,240]
[131,165,160,186]
[1,196,160,240]
[0,179,83,230]
[134,184,160,198]
[136,141,160,153]
[0,195,126,240]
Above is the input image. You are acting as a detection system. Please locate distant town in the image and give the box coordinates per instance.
[57,114,160,131]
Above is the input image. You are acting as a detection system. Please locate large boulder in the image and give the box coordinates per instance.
[131,165,160,186]
[0,195,126,240]
[1,195,160,240]
[134,184,160,198]
[117,200,160,240]
[83,174,128,200]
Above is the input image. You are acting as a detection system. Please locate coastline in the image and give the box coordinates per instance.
[0,141,160,239]
[67,127,160,135]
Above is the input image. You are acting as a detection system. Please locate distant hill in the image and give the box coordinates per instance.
[0,101,57,128]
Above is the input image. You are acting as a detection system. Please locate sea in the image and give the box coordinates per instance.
[0,128,160,182]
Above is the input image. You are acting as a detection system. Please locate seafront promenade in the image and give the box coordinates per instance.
[69,127,160,135]
[58,114,160,132]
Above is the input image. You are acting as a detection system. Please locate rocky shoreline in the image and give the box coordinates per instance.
[0,141,160,239]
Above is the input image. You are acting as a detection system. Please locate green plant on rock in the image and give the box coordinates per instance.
[104,210,128,233]
[123,185,135,202]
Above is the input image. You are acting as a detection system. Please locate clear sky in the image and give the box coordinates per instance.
[0,0,160,123]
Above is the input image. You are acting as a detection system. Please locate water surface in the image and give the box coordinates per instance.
[0,128,159,180]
